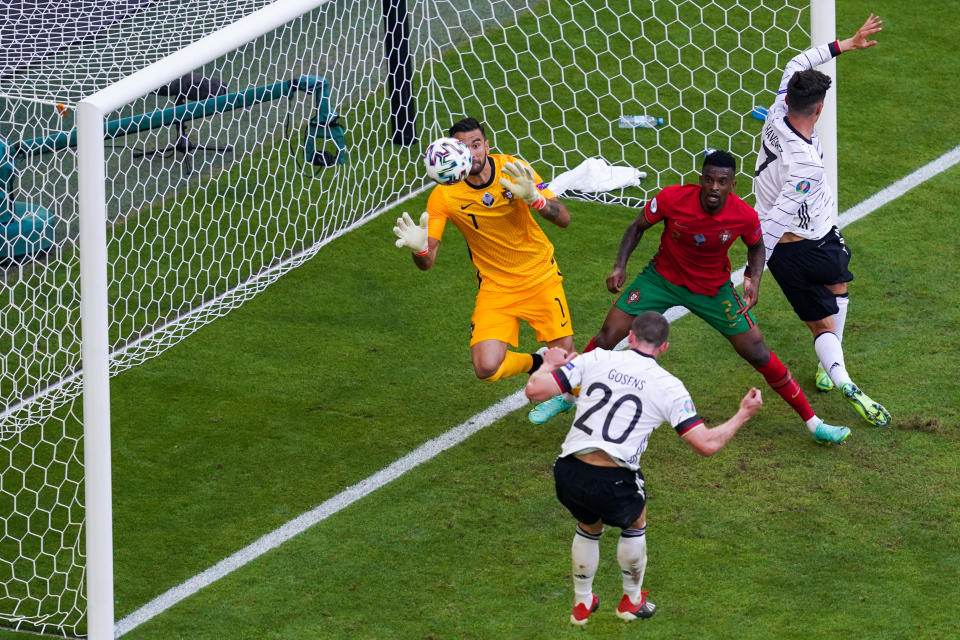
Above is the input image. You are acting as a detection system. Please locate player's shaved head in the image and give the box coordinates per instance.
[449,117,486,139]
[632,312,670,347]
[787,69,832,115]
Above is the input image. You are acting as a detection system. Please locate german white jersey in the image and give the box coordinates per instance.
[551,348,703,471]
[753,43,841,264]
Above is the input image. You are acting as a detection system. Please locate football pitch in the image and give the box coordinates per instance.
[3,1,959,638]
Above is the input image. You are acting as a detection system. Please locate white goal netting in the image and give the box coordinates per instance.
[0,0,808,635]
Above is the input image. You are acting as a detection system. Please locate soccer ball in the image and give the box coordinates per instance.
[423,137,472,185]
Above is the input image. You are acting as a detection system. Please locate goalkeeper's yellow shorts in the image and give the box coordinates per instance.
[469,274,573,347]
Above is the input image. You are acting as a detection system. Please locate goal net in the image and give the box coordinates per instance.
[0,0,810,636]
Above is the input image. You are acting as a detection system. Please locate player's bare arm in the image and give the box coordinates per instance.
[839,13,882,53]
[412,237,440,270]
[537,198,570,228]
[739,237,766,313]
[682,387,763,456]
[525,346,577,401]
[607,214,656,293]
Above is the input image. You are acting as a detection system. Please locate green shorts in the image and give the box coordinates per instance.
[615,263,756,336]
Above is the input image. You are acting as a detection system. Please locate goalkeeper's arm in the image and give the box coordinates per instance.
[393,211,438,270]
[499,161,570,228]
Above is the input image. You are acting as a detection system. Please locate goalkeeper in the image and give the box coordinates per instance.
[393,117,576,408]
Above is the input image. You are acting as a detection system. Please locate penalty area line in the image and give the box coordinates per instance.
[115,143,959,637]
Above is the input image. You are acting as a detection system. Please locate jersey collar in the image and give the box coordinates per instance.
[783,115,812,145]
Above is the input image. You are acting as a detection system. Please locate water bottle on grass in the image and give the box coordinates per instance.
[617,115,664,128]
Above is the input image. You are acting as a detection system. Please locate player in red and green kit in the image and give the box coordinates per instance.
[531,150,849,445]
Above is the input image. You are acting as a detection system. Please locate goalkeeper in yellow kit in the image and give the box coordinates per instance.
[393,117,576,418]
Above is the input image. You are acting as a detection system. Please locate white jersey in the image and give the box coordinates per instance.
[552,348,703,471]
[753,43,841,264]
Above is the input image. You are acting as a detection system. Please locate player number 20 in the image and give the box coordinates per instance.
[572,382,643,444]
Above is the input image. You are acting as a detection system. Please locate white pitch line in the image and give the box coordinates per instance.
[838,145,960,228]
[113,393,530,637]
[115,144,960,637]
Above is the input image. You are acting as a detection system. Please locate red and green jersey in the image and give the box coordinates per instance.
[643,184,761,296]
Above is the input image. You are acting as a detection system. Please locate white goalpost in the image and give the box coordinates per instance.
[75,3,346,635]
[0,1,838,637]
[811,0,839,225]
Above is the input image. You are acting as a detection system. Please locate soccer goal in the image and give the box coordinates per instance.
[0,1,835,637]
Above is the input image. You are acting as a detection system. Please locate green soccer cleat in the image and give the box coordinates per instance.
[815,363,835,392]
[840,382,891,426]
[529,395,576,424]
[812,420,851,445]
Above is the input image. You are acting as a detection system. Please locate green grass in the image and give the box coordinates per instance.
[100,162,959,640]
[1,0,958,637]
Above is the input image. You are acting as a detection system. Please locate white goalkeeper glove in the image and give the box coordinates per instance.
[499,161,547,210]
[393,211,429,255]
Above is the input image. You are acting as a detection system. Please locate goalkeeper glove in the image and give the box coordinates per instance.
[393,211,430,255]
[499,161,547,210]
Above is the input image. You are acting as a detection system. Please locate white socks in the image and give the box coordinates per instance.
[834,294,849,342]
[572,526,600,607]
[617,527,647,603]
[814,330,852,388]
[573,525,650,606]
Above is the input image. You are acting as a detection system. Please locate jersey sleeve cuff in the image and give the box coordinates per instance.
[673,416,703,436]
[829,40,841,57]
[552,369,573,394]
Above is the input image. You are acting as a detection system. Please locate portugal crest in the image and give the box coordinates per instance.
[627,289,642,305]
[719,229,732,244]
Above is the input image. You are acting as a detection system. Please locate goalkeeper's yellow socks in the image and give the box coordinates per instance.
[483,351,534,382]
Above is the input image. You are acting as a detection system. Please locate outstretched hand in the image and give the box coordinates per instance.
[843,13,882,52]
[499,161,547,210]
[393,211,429,254]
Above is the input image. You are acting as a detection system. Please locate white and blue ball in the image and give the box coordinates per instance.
[423,137,472,185]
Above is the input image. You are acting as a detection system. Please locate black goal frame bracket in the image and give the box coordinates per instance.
[382,0,417,146]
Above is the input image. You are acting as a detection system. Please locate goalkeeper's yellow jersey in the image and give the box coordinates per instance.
[426,153,558,293]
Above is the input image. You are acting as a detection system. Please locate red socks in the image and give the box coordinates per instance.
[755,351,814,421]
